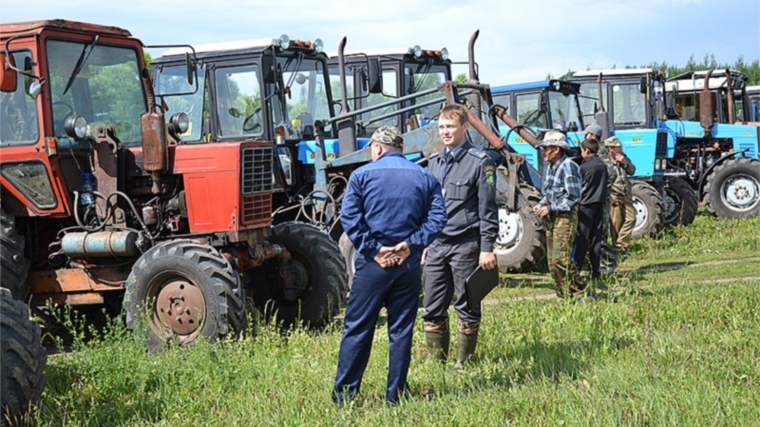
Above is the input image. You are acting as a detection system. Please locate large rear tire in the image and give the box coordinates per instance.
[493,184,546,273]
[662,177,698,227]
[124,239,246,351]
[248,222,345,328]
[0,209,30,300]
[630,180,665,239]
[1,288,47,424]
[703,157,760,219]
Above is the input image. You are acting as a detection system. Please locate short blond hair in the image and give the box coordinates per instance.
[439,104,469,125]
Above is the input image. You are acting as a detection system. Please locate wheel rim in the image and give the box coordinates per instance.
[151,275,206,343]
[494,207,523,253]
[662,189,679,222]
[721,173,760,211]
[632,196,648,231]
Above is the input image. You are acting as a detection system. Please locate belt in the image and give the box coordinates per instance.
[436,228,479,245]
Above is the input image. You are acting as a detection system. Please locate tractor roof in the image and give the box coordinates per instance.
[573,68,656,78]
[666,70,749,92]
[491,80,580,94]
[160,39,281,57]
[0,19,131,39]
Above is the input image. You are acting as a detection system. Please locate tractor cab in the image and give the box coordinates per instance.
[327,45,452,135]
[152,36,335,195]
[490,79,585,172]
[666,69,752,125]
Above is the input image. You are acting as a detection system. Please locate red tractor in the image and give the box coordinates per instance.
[0,19,346,417]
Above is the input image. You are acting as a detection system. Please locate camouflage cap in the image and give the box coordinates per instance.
[537,130,570,150]
[604,136,622,147]
[370,126,404,148]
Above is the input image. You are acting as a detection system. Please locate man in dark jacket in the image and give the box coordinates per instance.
[422,104,498,369]
[572,138,608,280]
[333,126,447,405]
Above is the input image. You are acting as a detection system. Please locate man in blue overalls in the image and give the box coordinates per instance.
[333,126,447,405]
[422,104,499,369]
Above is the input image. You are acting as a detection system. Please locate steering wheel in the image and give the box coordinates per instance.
[242,107,262,133]
[521,110,543,128]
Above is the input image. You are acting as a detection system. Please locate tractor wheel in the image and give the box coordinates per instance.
[1,288,47,424]
[338,233,357,296]
[662,177,698,227]
[494,184,546,273]
[703,157,760,219]
[0,208,30,300]
[124,239,246,351]
[630,181,665,239]
[248,222,345,328]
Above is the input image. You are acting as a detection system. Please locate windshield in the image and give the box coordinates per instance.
[577,82,608,124]
[0,50,40,146]
[154,64,208,142]
[46,39,146,147]
[547,90,582,131]
[611,83,646,127]
[275,55,332,139]
[404,62,449,120]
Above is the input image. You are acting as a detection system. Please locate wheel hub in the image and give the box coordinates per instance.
[155,280,205,336]
[662,191,678,221]
[278,260,309,302]
[722,174,760,211]
[632,197,648,231]
[495,207,522,251]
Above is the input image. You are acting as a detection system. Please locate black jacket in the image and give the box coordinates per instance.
[427,141,499,251]
[579,155,609,206]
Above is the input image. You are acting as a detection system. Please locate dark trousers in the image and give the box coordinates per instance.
[422,237,480,324]
[573,203,604,279]
[333,255,421,403]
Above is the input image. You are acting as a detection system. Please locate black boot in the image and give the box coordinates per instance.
[454,331,478,370]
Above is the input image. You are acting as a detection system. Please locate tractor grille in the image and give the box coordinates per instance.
[241,147,274,226]
[241,193,272,226]
[241,147,274,194]
[738,142,757,158]
[655,131,668,157]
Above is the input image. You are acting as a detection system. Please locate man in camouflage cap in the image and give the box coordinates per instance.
[533,131,587,298]
[604,136,636,253]
[334,125,447,405]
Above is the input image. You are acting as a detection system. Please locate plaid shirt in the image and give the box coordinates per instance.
[539,155,582,212]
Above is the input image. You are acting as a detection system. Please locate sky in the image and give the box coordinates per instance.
[1,0,758,85]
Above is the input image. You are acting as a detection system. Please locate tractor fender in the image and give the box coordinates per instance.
[696,149,750,196]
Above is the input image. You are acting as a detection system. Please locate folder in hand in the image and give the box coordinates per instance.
[465,265,500,311]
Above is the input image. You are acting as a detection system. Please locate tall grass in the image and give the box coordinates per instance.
[32,211,760,426]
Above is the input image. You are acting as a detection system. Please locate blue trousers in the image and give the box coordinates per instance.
[333,255,422,403]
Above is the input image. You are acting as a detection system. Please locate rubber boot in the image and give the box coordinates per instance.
[453,331,478,370]
[425,331,449,362]
[424,319,449,362]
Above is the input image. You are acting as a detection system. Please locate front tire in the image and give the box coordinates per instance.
[1,288,47,424]
[703,157,760,219]
[494,184,546,272]
[1,208,30,300]
[630,180,665,239]
[662,177,698,227]
[124,240,246,350]
[248,222,345,328]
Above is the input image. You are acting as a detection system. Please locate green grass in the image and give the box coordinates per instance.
[31,209,760,426]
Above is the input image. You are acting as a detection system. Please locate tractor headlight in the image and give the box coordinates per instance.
[170,113,190,133]
[313,38,324,53]
[278,34,290,50]
[411,45,421,58]
[64,115,88,140]
[440,47,449,61]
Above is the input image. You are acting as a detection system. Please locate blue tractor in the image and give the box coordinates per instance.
[490,78,667,240]
[325,34,547,274]
[572,69,759,220]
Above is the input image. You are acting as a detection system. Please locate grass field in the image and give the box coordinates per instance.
[28,210,760,426]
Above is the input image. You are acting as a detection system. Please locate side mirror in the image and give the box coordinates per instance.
[185,52,194,86]
[639,76,647,94]
[366,58,382,94]
[0,52,18,93]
